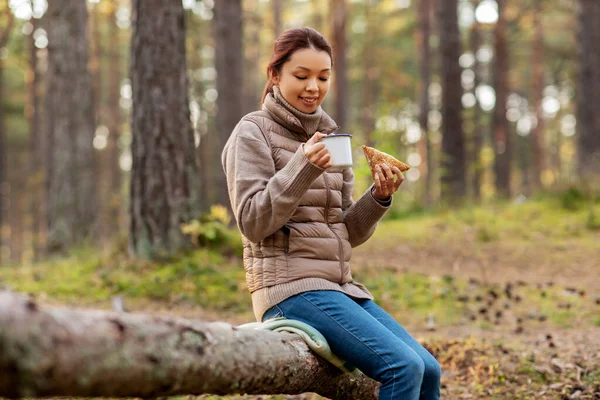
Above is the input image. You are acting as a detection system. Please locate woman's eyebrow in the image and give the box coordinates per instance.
[294,66,331,72]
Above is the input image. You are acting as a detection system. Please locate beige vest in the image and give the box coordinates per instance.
[240,111,354,293]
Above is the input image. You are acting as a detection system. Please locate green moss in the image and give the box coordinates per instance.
[516,364,548,384]
[0,247,250,313]
[354,269,465,326]
[376,195,600,246]
[583,369,600,385]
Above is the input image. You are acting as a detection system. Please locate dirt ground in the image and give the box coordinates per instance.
[350,240,600,399]
[352,238,600,292]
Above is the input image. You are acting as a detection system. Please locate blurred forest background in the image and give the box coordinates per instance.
[0,1,599,398]
[0,0,599,263]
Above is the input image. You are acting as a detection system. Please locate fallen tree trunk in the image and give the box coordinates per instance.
[0,289,379,399]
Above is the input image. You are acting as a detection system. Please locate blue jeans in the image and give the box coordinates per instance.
[262,290,441,400]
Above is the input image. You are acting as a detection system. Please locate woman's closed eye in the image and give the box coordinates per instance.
[295,76,329,81]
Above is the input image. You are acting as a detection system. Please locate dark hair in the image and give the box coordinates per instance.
[261,27,334,105]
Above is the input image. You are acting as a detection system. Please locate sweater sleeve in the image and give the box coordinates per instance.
[221,120,325,243]
[341,168,392,248]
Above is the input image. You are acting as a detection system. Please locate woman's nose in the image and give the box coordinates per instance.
[306,78,318,91]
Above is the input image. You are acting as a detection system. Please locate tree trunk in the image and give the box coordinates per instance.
[0,289,379,399]
[89,1,102,126]
[273,0,282,38]
[417,0,432,207]
[8,153,25,264]
[187,21,210,214]
[530,0,545,190]
[361,6,377,149]
[311,2,325,39]
[199,119,215,213]
[331,0,348,132]
[27,8,42,261]
[107,0,122,237]
[492,0,512,198]
[437,0,466,203]
[0,1,14,265]
[89,1,109,245]
[244,2,262,114]
[553,78,563,184]
[129,1,200,258]
[214,0,244,209]
[0,56,4,265]
[45,0,96,253]
[516,131,531,194]
[470,0,485,201]
[576,0,600,181]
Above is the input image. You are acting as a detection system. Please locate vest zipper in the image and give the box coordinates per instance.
[322,173,345,282]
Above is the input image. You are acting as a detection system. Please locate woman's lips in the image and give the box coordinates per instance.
[300,97,318,106]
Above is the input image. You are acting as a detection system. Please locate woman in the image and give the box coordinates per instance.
[221,27,441,400]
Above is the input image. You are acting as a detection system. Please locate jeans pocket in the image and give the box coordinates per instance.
[262,304,284,321]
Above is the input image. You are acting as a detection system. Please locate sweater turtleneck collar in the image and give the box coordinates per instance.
[262,85,338,141]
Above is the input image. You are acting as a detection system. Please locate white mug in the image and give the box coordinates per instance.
[320,134,353,169]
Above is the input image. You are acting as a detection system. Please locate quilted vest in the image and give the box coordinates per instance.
[239,110,354,293]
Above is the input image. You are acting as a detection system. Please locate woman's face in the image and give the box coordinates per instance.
[273,47,331,113]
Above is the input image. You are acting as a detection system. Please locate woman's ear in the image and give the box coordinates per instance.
[270,70,280,85]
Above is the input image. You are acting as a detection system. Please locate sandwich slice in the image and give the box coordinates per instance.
[362,145,410,173]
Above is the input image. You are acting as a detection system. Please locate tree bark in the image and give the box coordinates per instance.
[530,0,545,190]
[437,0,466,203]
[492,0,512,198]
[417,0,432,207]
[0,289,379,399]
[576,0,600,181]
[129,1,200,258]
[214,0,244,210]
[331,0,348,132]
[45,0,97,252]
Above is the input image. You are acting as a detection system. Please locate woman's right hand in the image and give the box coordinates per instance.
[304,132,332,169]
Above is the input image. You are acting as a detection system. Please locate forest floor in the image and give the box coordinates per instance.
[351,235,600,400]
[2,194,599,399]
[175,234,600,400]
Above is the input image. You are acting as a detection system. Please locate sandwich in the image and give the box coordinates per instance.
[361,145,410,173]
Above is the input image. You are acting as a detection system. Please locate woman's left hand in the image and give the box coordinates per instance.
[372,164,404,200]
